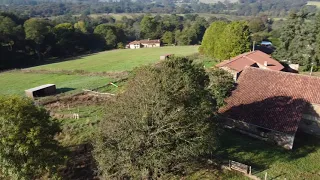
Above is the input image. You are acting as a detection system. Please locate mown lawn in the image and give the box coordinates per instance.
[0,71,112,95]
[216,130,320,180]
[30,46,199,72]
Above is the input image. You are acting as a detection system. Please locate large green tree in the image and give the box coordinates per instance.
[200,21,251,60]
[273,12,318,70]
[161,31,174,45]
[94,24,124,49]
[200,21,227,58]
[53,23,75,56]
[93,56,220,179]
[24,18,52,61]
[140,15,160,39]
[0,96,64,180]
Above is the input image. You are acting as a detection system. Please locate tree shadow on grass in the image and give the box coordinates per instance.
[59,143,98,180]
[56,88,76,94]
[214,129,320,176]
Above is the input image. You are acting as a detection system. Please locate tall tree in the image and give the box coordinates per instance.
[200,21,250,60]
[53,23,75,56]
[140,15,160,39]
[274,12,318,70]
[199,21,227,58]
[24,18,52,61]
[94,24,123,49]
[93,56,219,179]
[161,31,174,45]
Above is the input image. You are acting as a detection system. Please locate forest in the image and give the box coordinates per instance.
[0,13,213,70]
[0,0,316,17]
[2,9,320,71]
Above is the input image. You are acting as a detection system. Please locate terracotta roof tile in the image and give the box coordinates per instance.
[219,67,320,134]
[216,51,284,72]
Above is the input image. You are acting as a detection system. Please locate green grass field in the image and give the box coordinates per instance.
[0,46,198,95]
[0,71,111,95]
[31,46,199,72]
[307,1,320,8]
[217,130,320,180]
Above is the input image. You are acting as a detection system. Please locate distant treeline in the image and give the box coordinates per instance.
[0,0,315,17]
[0,12,217,70]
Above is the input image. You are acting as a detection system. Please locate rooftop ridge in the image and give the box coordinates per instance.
[218,51,256,66]
[242,66,320,81]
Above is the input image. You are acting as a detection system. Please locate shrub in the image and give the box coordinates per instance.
[0,96,65,180]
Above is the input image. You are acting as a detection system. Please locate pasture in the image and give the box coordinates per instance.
[31,46,199,72]
[0,71,111,95]
[0,46,198,95]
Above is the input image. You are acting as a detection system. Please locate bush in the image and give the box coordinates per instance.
[0,96,65,180]
[93,56,219,179]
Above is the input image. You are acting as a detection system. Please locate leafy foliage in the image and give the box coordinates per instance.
[0,96,65,180]
[93,56,220,179]
[273,12,319,70]
[207,68,235,108]
[200,21,251,60]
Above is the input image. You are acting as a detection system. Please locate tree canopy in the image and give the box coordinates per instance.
[0,96,64,180]
[273,12,319,70]
[200,21,251,60]
[93,56,229,179]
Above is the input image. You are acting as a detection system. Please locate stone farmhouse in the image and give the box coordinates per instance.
[127,39,161,49]
[216,50,284,80]
[219,67,320,149]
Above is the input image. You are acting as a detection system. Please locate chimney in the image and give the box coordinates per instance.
[148,38,150,41]
[264,61,268,66]
[253,41,255,51]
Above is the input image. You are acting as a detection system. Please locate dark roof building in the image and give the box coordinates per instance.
[219,67,320,149]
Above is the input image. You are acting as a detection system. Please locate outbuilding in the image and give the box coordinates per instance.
[219,67,320,149]
[25,84,56,99]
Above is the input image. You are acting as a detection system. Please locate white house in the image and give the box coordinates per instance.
[127,39,161,49]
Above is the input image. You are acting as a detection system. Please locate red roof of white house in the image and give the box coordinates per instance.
[219,67,320,134]
[128,39,160,45]
[216,51,284,72]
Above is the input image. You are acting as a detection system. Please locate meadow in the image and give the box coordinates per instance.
[0,46,198,95]
[0,71,112,95]
[31,46,199,72]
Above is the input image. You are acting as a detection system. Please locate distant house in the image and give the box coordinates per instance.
[127,39,161,49]
[216,50,284,80]
[219,67,320,149]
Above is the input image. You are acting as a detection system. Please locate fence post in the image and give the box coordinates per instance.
[264,172,267,180]
[249,166,251,175]
[229,160,231,168]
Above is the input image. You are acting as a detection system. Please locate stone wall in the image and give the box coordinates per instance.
[223,118,295,149]
[300,103,320,136]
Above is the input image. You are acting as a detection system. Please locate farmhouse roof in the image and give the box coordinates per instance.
[219,67,320,134]
[216,50,284,73]
[128,39,160,45]
[128,40,141,45]
[25,84,56,92]
[140,39,160,44]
